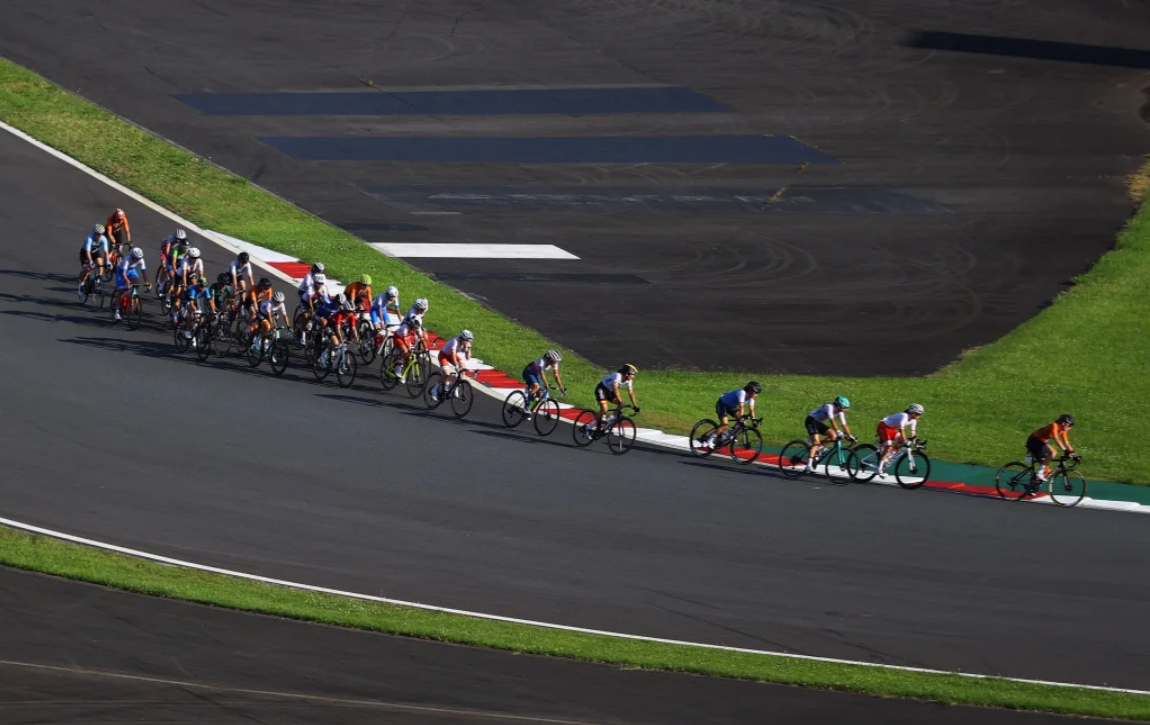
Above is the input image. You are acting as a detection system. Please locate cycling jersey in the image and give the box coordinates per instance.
[105,213,131,245]
[344,282,372,307]
[313,300,339,320]
[258,298,287,319]
[182,285,209,305]
[297,272,316,294]
[329,309,356,329]
[176,257,204,280]
[396,310,425,337]
[82,233,109,255]
[881,412,917,436]
[302,284,330,307]
[600,372,632,391]
[228,260,253,282]
[440,336,471,360]
[528,356,558,374]
[809,404,846,426]
[370,293,401,326]
[1031,422,1068,443]
[115,256,145,289]
[209,282,233,307]
[719,389,750,409]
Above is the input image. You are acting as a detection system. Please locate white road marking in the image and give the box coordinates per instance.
[371,243,579,259]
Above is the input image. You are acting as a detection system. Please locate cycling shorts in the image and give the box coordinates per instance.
[522,366,542,389]
[80,250,105,265]
[716,400,736,420]
[438,351,457,371]
[805,416,829,437]
[1026,435,1048,461]
[594,383,614,402]
[877,422,900,444]
[394,334,412,353]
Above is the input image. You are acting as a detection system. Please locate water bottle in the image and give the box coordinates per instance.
[1024,455,1033,463]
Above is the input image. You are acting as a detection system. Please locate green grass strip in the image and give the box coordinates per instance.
[2,58,1149,485]
[1,525,1148,720]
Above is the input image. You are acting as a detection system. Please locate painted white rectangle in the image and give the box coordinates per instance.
[370,243,579,260]
[206,231,299,263]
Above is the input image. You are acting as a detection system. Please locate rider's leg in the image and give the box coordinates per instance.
[1036,443,1055,481]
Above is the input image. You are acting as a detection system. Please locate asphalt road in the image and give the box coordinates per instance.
[2,0,1147,374]
[1,128,1148,692]
[6,566,1110,725]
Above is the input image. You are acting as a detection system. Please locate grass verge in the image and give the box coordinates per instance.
[1,58,1149,483]
[1,525,1148,720]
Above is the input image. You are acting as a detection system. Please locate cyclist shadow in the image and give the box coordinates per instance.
[0,308,124,330]
[680,459,797,482]
[0,269,74,283]
[315,392,512,432]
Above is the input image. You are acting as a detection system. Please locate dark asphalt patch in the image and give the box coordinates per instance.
[338,222,429,232]
[176,87,729,115]
[257,135,839,164]
[907,31,1150,69]
[356,185,947,213]
[434,272,651,284]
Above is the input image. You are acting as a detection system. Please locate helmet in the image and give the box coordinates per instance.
[341,297,355,311]
[114,208,126,218]
[410,317,423,329]
[546,348,562,362]
[258,277,271,289]
[414,297,429,311]
[620,364,638,376]
[360,274,372,285]
[312,262,325,273]
[273,291,285,303]
[179,238,190,248]
[834,395,850,409]
[216,272,229,284]
[907,404,924,415]
[192,274,206,286]
[334,292,347,305]
[130,247,144,259]
[1057,414,1075,426]
[313,273,326,284]
[188,247,201,259]
[175,229,187,240]
[238,252,250,264]
[460,329,474,341]
[386,285,398,297]
[745,381,762,395]
[92,223,105,234]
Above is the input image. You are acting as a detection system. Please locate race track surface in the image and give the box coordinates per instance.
[3,566,1107,725]
[1,128,1149,691]
[2,0,1147,374]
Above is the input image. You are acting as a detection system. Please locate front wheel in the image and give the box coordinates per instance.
[405,355,428,398]
[311,346,331,381]
[195,324,212,362]
[851,444,881,483]
[777,440,811,479]
[1048,469,1087,508]
[729,426,762,465]
[894,450,931,489]
[126,296,143,331]
[269,338,290,376]
[995,462,1032,501]
[821,446,858,485]
[355,321,377,365]
[246,335,264,368]
[423,373,445,409]
[533,398,561,436]
[689,419,719,458]
[572,410,598,448]
[336,349,357,388]
[92,277,105,310]
[607,417,637,455]
[173,324,190,352]
[379,351,400,391]
[450,380,474,419]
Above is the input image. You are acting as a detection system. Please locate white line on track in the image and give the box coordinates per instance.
[371,243,579,259]
[2,118,1148,697]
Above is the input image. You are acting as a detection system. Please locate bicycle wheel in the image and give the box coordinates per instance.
[195,324,212,362]
[336,349,357,388]
[533,398,561,436]
[777,440,811,479]
[729,426,763,465]
[995,462,1032,501]
[269,338,290,376]
[245,335,264,367]
[1048,469,1087,508]
[450,380,474,419]
[405,355,428,398]
[127,297,143,331]
[92,277,105,310]
[356,321,376,365]
[894,451,931,489]
[820,447,857,485]
[173,324,190,352]
[607,417,637,455]
[501,391,529,428]
[423,373,446,409]
[379,351,401,391]
[689,419,719,458]
[215,315,236,358]
[312,347,332,381]
[572,410,598,448]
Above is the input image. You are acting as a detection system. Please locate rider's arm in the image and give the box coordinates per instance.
[628,383,637,407]
[553,368,564,391]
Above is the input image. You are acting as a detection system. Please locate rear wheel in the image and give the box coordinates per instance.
[995,462,1032,501]
[269,338,289,376]
[572,410,598,448]
[501,391,528,428]
[689,419,719,458]
[450,380,474,419]
[851,444,881,483]
[777,440,811,479]
[894,451,931,489]
[607,417,637,455]
[533,398,561,436]
[336,348,357,388]
[729,426,762,465]
[1048,469,1087,508]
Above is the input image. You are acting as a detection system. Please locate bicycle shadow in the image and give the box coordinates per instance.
[0,269,74,283]
[316,392,511,431]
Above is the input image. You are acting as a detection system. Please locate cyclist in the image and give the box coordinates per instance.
[296,272,330,343]
[163,237,190,302]
[252,291,290,351]
[369,285,402,350]
[243,278,275,337]
[179,274,211,340]
[112,247,150,321]
[158,229,187,289]
[209,272,234,315]
[877,404,924,476]
[429,329,473,403]
[78,224,110,296]
[522,349,566,411]
[317,294,359,367]
[1028,414,1077,483]
[297,262,325,308]
[344,274,373,312]
[170,247,204,324]
[702,381,761,448]
[228,252,254,295]
[105,208,131,254]
[593,364,640,431]
[390,297,429,379]
[802,395,855,473]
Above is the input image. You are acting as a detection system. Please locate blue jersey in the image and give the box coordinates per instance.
[115,256,146,288]
[314,300,339,319]
[82,234,109,254]
[183,285,209,303]
[719,389,749,409]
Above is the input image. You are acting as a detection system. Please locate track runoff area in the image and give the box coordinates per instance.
[2,119,1150,699]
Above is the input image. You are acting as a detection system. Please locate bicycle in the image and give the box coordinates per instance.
[79,269,106,310]
[173,306,205,354]
[995,454,1086,507]
[245,325,291,376]
[424,368,478,418]
[111,283,144,330]
[501,387,566,436]
[689,417,764,465]
[852,439,932,489]
[312,337,357,388]
[572,405,639,455]
[380,339,430,398]
[777,436,860,484]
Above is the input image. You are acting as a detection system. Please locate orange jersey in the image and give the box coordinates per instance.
[1031,421,1068,443]
[344,282,372,305]
[105,213,131,240]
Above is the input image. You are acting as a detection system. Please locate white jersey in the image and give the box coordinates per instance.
[440,336,472,360]
[809,404,846,426]
[259,298,286,319]
[530,355,558,373]
[228,260,253,281]
[396,309,425,336]
[298,272,315,294]
[177,257,204,278]
[882,412,917,435]
[600,372,632,391]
